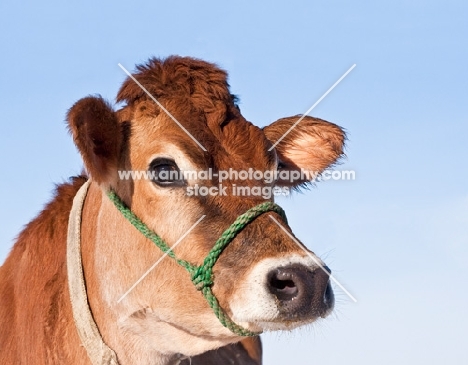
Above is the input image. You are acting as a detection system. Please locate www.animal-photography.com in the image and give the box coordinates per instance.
[1,1,466,364]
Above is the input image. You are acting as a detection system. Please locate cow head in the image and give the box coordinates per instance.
[67,56,345,358]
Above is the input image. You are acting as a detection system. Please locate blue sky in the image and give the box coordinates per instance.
[1,1,467,363]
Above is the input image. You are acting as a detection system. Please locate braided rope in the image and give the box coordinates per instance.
[107,191,287,337]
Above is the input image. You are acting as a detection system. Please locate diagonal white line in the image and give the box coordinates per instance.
[117,215,206,303]
[268,64,356,151]
[269,215,357,303]
[117,63,208,152]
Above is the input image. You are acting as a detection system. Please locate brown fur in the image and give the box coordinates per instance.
[0,56,345,365]
[67,97,124,184]
[0,177,88,364]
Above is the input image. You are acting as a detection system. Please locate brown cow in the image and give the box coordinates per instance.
[0,56,345,365]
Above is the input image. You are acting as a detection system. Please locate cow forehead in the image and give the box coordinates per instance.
[117,56,277,171]
[127,109,277,172]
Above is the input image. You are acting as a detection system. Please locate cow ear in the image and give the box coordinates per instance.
[67,96,123,184]
[263,115,346,187]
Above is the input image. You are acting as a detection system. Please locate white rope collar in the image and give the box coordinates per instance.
[67,180,119,365]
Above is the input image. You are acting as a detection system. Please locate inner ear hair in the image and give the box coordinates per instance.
[264,115,346,187]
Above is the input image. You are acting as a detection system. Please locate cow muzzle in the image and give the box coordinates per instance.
[267,264,334,319]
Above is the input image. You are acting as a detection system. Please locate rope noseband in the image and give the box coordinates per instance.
[107,190,288,337]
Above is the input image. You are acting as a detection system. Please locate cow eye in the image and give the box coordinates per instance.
[149,158,185,187]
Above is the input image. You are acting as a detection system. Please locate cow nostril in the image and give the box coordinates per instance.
[268,270,299,301]
[324,282,333,305]
[270,277,297,295]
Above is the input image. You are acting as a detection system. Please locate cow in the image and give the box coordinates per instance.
[0,56,345,365]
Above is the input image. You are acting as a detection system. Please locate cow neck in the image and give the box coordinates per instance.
[67,180,119,365]
[67,179,289,364]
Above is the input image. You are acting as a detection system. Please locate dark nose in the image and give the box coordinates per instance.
[267,264,334,318]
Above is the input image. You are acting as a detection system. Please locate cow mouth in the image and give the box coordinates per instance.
[232,298,335,333]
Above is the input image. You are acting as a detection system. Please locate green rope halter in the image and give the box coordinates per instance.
[107,190,288,337]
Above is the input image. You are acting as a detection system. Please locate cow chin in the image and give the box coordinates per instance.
[119,307,246,357]
[228,254,335,332]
